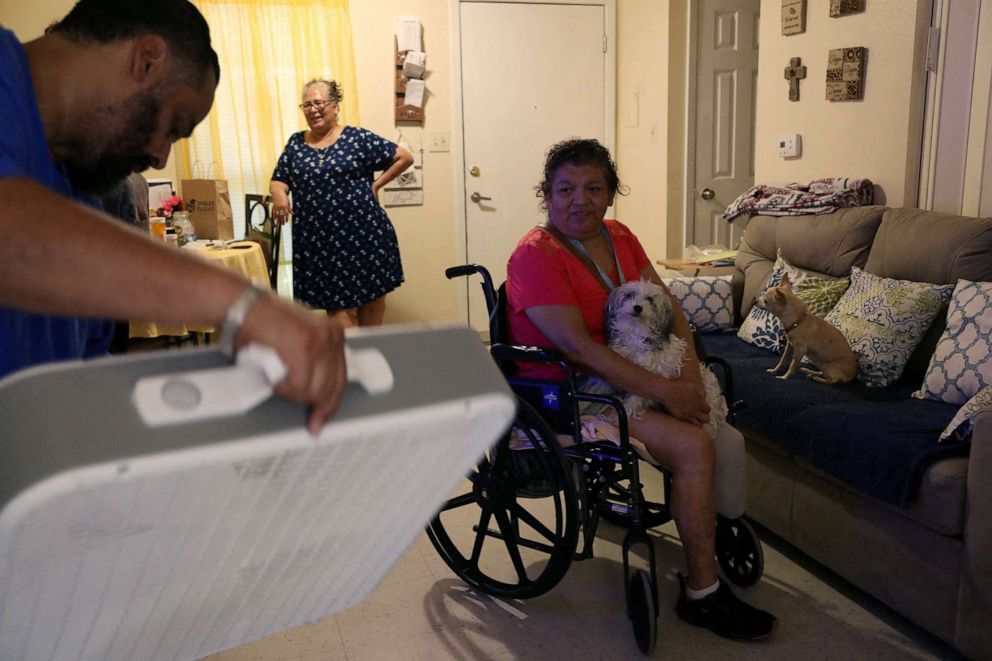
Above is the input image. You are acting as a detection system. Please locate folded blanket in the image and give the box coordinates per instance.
[722,177,874,222]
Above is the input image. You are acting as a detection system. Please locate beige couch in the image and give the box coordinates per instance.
[721,206,992,658]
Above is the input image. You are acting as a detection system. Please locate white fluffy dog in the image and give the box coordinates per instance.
[581,279,728,439]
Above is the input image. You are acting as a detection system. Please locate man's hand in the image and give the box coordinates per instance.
[238,294,347,434]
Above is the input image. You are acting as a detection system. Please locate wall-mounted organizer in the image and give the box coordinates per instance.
[395,51,424,123]
[394,17,425,124]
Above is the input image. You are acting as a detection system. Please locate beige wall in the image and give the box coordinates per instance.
[614,0,671,263]
[754,0,930,205]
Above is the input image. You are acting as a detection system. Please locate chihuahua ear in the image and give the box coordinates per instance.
[780,272,791,287]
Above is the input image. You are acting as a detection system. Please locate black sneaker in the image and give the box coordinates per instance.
[675,573,778,641]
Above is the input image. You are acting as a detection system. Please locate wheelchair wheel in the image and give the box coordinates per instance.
[627,569,658,654]
[426,396,580,599]
[716,515,764,587]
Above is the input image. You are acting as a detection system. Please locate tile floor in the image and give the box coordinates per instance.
[202,467,962,661]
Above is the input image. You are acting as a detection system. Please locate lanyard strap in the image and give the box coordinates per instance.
[539,223,625,292]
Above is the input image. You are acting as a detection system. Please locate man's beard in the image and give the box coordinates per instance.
[62,90,162,195]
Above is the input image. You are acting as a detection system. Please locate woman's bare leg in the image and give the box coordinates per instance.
[357,296,386,326]
[629,410,718,590]
[327,308,358,328]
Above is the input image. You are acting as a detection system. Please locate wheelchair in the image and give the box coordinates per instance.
[425,264,764,654]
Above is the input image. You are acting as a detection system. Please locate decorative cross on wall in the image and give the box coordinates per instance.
[784,57,807,101]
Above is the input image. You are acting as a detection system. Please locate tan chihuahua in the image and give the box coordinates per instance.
[756,273,858,383]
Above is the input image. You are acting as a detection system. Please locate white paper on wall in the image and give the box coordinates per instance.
[404,79,425,108]
[402,51,426,78]
[395,16,421,52]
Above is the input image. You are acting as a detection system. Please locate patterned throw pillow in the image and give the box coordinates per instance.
[737,252,804,352]
[940,384,992,442]
[824,267,954,388]
[736,253,849,354]
[914,280,992,405]
[662,275,734,332]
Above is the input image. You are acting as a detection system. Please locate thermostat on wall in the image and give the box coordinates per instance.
[779,134,802,158]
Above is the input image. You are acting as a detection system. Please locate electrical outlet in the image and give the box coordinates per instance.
[429,131,450,152]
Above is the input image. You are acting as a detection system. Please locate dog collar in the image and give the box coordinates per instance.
[783,311,808,333]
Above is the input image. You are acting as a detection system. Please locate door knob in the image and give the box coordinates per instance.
[469,166,481,177]
[700,188,715,200]
[470,192,492,203]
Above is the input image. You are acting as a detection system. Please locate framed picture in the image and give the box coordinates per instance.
[826,47,867,101]
[830,0,865,17]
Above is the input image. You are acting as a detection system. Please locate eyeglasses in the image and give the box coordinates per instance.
[299,100,335,111]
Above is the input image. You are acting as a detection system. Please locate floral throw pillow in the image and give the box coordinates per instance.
[736,252,804,352]
[940,384,992,443]
[824,267,954,388]
[736,253,849,354]
[914,280,992,405]
[662,275,734,332]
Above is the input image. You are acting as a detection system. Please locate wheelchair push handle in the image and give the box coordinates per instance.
[446,264,499,318]
[445,263,492,285]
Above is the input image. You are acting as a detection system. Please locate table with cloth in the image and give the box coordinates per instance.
[129,240,270,339]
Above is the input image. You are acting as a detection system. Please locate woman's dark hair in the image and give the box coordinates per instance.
[536,138,627,210]
[49,0,220,87]
[302,79,343,103]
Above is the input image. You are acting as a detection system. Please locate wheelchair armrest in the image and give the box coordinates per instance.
[702,355,747,421]
[489,343,564,365]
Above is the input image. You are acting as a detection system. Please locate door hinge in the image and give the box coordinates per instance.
[925,26,940,73]
[602,33,607,53]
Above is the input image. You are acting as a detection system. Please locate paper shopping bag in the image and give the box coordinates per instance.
[182,177,234,240]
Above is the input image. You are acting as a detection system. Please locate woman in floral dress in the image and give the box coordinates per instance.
[270,79,413,326]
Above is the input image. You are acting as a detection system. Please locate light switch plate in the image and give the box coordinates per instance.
[429,131,450,152]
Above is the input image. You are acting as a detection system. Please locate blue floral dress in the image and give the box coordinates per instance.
[271,126,404,309]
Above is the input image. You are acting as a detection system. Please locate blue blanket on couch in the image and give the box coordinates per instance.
[702,333,969,508]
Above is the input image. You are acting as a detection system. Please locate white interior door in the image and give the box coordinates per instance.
[918,0,992,216]
[689,0,759,249]
[457,0,615,330]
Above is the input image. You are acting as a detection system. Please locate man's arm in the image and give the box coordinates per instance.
[0,177,345,433]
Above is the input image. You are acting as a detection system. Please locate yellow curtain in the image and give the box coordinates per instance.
[180,0,358,232]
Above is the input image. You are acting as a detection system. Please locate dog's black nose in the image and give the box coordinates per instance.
[632,304,643,315]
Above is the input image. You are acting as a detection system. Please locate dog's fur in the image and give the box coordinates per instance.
[755,273,858,384]
[581,279,727,439]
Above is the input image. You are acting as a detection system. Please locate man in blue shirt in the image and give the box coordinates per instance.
[0,0,345,433]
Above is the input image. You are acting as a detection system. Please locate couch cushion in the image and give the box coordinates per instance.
[735,206,886,318]
[865,209,992,380]
[864,208,992,284]
[825,267,954,388]
[915,280,992,405]
[702,332,967,508]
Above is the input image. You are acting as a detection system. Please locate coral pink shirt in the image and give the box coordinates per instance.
[506,219,651,380]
